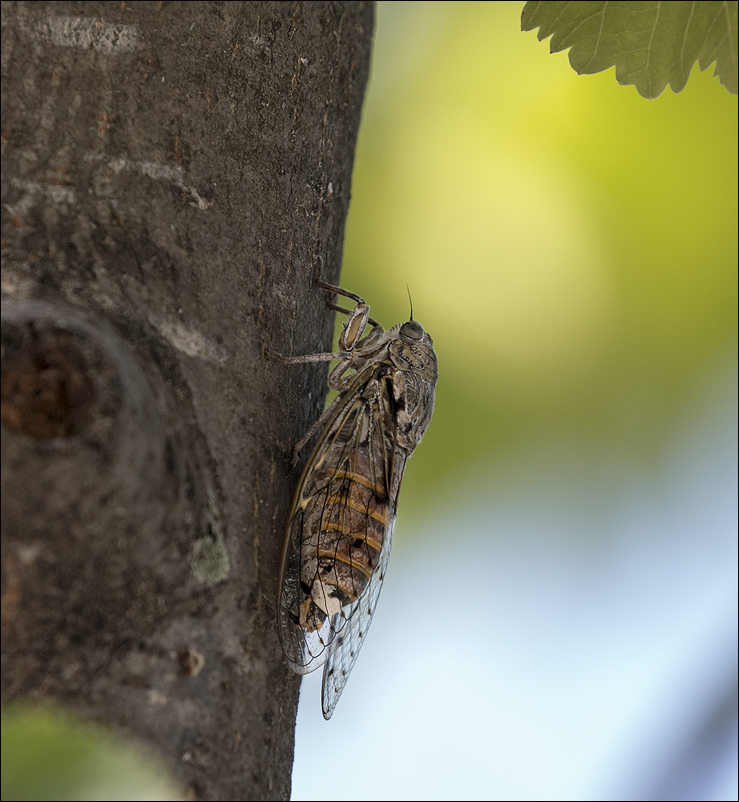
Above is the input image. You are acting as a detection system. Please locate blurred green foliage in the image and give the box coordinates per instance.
[1,704,179,801]
[338,1,737,509]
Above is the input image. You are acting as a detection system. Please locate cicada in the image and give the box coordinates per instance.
[277,280,438,718]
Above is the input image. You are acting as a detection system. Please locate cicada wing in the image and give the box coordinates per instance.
[279,364,407,717]
[278,375,385,675]
[278,505,339,674]
[321,518,394,719]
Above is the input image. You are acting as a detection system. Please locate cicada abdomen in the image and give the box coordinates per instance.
[277,281,437,718]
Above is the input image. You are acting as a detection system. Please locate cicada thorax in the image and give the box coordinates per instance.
[296,371,398,632]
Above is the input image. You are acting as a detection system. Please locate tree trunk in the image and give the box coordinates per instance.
[0,1,373,799]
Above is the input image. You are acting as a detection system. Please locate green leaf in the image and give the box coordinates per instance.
[521,0,738,98]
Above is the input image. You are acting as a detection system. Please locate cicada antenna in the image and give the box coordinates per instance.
[406,284,414,321]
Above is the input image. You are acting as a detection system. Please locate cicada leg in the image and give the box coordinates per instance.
[288,379,352,463]
[271,277,386,463]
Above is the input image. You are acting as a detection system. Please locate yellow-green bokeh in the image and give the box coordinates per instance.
[1,703,179,801]
[340,1,737,504]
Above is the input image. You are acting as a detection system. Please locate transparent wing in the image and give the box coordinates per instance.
[278,503,339,674]
[321,517,394,719]
[278,365,397,677]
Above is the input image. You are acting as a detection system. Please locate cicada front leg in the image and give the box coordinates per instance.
[271,281,384,463]
[272,282,378,369]
[316,279,382,352]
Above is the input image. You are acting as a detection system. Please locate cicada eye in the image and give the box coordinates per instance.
[400,321,424,341]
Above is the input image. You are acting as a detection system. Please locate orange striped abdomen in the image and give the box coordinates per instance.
[299,470,392,624]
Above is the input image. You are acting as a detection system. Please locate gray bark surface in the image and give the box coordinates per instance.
[0,2,373,799]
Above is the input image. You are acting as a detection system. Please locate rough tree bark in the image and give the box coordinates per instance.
[0,1,373,799]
